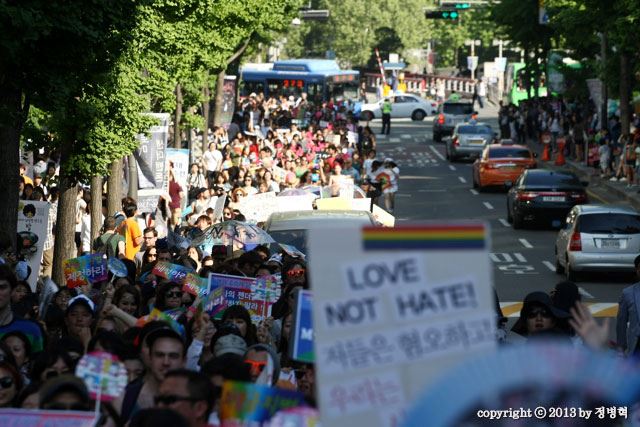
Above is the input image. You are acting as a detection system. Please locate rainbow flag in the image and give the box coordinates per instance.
[362,224,486,251]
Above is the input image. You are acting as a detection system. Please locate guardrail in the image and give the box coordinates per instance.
[364,72,476,96]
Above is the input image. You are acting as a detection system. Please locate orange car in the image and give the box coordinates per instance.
[472,144,537,190]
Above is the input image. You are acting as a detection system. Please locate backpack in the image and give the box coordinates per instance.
[95,232,118,259]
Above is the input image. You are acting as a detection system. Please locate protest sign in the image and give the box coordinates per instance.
[372,204,395,227]
[135,113,169,213]
[17,200,49,291]
[351,198,372,212]
[220,381,305,423]
[338,176,354,199]
[270,407,320,427]
[63,254,108,288]
[107,257,128,278]
[308,223,495,427]
[136,308,186,335]
[75,351,128,402]
[271,165,288,183]
[238,192,278,223]
[275,195,314,213]
[208,273,274,323]
[290,290,314,363]
[0,409,96,427]
[183,272,209,298]
[152,261,193,284]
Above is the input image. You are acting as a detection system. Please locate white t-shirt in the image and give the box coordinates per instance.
[203,149,223,172]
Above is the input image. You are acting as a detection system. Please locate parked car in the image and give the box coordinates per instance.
[432,101,474,142]
[555,205,640,280]
[360,94,437,121]
[506,169,588,229]
[445,123,494,162]
[264,210,376,254]
[472,144,537,190]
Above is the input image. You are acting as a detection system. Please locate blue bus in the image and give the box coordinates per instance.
[240,59,359,103]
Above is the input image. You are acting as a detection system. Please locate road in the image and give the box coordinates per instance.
[360,104,628,332]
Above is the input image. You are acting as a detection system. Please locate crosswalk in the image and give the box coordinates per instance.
[378,145,440,168]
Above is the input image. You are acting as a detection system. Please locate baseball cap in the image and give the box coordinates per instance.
[66,294,96,315]
[213,334,247,358]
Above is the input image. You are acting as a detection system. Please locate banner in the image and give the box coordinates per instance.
[290,290,314,363]
[17,200,49,291]
[207,273,276,323]
[275,195,314,213]
[152,261,194,283]
[220,381,305,423]
[0,410,96,427]
[237,192,278,223]
[135,113,170,213]
[309,223,495,427]
[63,254,108,288]
[220,76,237,129]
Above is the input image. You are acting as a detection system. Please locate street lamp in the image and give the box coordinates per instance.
[464,39,480,79]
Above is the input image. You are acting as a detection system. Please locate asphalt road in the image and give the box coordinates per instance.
[360,105,629,328]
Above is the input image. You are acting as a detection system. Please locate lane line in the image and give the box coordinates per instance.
[400,134,412,139]
[458,176,467,183]
[428,145,446,161]
[514,253,527,262]
[448,165,456,171]
[542,260,556,272]
[498,218,510,227]
[396,193,411,198]
[389,138,401,143]
[519,238,533,249]
[470,189,479,195]
[418,189,446,192]
[483,201,494,210]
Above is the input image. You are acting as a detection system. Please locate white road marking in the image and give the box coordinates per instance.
[578,287,595,299]
[490,253,513,263]
[418,189,446,192]
[458,176,467,183]
[401,134,412,139]
[542,260,556,272]
[498,218,510,227]
[483,202,494,210]
[429,145,446,161]
[396,193,411,198]
[514,253,527,262]
[448,165,456,171]
[389,138,401,143]
[377,134,387,138]
[470,189,479,195]
[519,238,533,249]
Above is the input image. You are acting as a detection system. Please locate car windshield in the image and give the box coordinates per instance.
[579,213,640,234]
[489,148,531,158]
[443,103,473,115]
[268,229,307,254]
[458,126,492,134]
[523,172,580,187]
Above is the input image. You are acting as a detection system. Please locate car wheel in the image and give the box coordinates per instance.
[554,250,565,274]
[361,111,374,121]
[412,110,426,121]
[512,213,524,229]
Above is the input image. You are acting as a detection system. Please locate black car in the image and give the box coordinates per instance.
[506,169,588,229]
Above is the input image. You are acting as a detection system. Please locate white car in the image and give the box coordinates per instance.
[360,94,437,121]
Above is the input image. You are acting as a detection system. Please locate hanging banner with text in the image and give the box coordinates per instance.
[308,222,495,427]
[135,113,170,213]
[17,200,49,291]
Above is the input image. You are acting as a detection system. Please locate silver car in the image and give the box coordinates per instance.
[445,122,495,162]
[555,205,640,280]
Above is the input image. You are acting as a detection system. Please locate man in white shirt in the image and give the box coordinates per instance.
[202,143,223,182]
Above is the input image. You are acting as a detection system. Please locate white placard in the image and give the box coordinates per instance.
[237,192,277,223]
[275,195,314,213]
[351,198,372,212]
[17,200,49,291]
[309,223,495,427]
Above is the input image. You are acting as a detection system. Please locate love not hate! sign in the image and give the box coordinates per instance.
[63,254,108,288]
[308,223,495,427]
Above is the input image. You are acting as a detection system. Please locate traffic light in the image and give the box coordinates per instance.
[425,9,459,20]
[299,9,330,21]
[453,2,471,8]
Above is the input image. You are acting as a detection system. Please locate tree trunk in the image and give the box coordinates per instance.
[173,83,182,149]
[127,154,138,200]
[0,82,27,251]
[90,175,103,250]
[202,80,211,133]
[620,51,631,136]
[600,32,608,131]
[107,158,123,215]
[52,175,78,285]
[213,69,226,127]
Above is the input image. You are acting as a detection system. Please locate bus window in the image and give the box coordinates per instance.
[240,81,264,97]
[327,80,358,102]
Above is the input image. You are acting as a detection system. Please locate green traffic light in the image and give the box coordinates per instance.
[449,11,459,18]
[455,2,471,9]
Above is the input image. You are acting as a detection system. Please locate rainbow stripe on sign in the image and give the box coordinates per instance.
[362,224,486,250]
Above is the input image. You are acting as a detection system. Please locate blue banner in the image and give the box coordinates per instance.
[290,290,314,363]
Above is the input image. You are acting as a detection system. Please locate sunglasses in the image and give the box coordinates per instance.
[286,269,305,277]
[154,395,199,406]
[166,291,182,298]
[245,359,267,375]
[526,308,552,319]
[0,376,13,389]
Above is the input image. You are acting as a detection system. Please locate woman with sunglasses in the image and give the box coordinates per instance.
[242,176,258,195]
[227,187,247,210]
[511,291,571,339]
[0,359,22,408]
[155,283,183,312]
[271,261,308,320]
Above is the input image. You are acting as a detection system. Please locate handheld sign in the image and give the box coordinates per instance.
[63,255,108,288]
[220,381,305,423]
[308,222,495,427]
[75,351,128,403]
[0,409,96,427]
[289,289,314,363]
[107,258,128,278]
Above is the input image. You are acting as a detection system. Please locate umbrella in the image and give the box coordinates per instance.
[190,220,275,255]
[353,186,367,198]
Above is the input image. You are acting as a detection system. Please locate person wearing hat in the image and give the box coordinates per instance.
[511,291,571,339]
[110,326,186,426]
[616,255,640,355]
[39,374,90,411]
[64,294,96,349]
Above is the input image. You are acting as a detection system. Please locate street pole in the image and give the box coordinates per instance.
[471,43,475,80]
